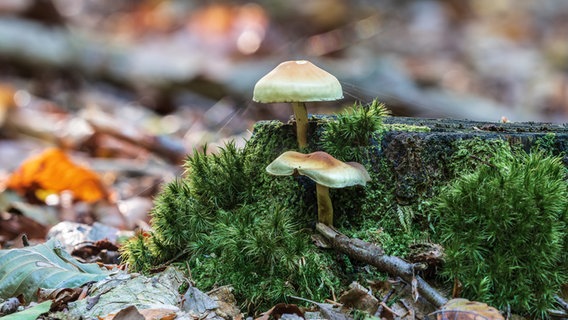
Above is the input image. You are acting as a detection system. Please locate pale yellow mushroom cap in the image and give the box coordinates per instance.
[266,151,370,188]
[253,60,343,103]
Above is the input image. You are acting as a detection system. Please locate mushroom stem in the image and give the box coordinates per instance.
[292,102,309,149]
[316,183,333,226]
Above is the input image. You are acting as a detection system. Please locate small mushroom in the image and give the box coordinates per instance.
[266,151,370,226]
[253,60,343,149]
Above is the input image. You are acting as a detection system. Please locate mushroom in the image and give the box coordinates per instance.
[253,60,343,149]
[266,151,370,226]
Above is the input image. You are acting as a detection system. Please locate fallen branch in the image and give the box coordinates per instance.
[555,295,568,313]
[315,223,448,308]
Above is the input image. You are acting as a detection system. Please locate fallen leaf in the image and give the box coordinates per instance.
[0,211,48,241]
[37,287,83,311]
[1,300,52,320]
[338,283,379,314]
[290,295,352,320]
[433,298,504,320]
[6,148,109,203]
[137,308,177,320]
[67,267,183,319]
[0,238,109,302]
[100,305,178,320]
[101,305,144,320]
[182,286,218,314]
[256,303,304,320]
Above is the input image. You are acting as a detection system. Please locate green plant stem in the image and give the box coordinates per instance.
[316,184,333,226]
[292,102,308,149]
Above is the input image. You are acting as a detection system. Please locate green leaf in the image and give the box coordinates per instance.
[0,239,109,302]
[2,300,52,320]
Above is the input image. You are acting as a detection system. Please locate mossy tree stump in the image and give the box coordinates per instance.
[250,116,568,206]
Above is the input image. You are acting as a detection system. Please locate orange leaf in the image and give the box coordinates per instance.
[6,148,108,203]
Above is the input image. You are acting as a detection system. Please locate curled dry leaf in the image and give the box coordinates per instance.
[6,148,109,203]
[37,287,83,311]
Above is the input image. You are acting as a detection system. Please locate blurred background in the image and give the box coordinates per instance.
[3,0,568,240]
[2,0,568,163]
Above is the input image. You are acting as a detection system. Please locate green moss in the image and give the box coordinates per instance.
[533,132,557,154]
[317,101,430,259]
[121,120,343,312]
[319,99,388,163]
[447,138,511,177]
[120,232,155,273]
[384,123,430,132]
[431,141,568,317]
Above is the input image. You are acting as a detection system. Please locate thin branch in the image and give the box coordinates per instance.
[315,223,448,308]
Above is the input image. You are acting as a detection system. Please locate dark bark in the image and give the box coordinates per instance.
[316,223,448,308]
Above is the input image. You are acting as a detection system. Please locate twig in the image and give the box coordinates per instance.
[373,287,395,317]
[548,309,568,318]
[400,299,415,320]
[316,223,448,308]
[469,154,497,168]
[380,301,404,318]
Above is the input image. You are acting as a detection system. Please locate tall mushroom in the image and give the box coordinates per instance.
[253,60,343,149]
[266,151,370,226]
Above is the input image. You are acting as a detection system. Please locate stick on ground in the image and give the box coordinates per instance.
[315,223,448,308]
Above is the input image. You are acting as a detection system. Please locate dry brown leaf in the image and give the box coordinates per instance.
[434,298,504,320]
[6,148,108,203]
[255,303,304,320]
[99,305,177,320]
[338,284,379,314]
[0,214,48,241]
[138,308,177,320]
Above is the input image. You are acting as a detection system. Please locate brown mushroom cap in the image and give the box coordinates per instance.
[253,60,343,103]
[266,151,370,188]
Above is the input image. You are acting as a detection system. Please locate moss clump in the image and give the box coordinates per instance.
[318,100,428,259]
[121,126,341,312]
[384,123,431,132]
[319,99,389,163]
[431,141,568,317]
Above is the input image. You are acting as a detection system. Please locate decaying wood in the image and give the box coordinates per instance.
[315,223,448,308]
